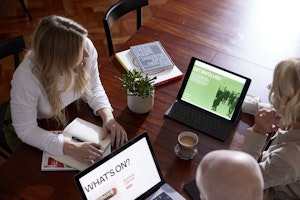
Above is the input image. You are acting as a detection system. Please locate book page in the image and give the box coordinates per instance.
[41,118,112,171]
[63,117,111,151]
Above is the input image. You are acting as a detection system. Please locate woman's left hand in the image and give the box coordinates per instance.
[253,109,281,133]
[102,119,128,148]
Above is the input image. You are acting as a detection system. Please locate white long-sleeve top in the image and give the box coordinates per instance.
[10,38,112,155]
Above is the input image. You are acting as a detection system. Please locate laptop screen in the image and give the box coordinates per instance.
[74,131,164,200]
[178,57,251,121]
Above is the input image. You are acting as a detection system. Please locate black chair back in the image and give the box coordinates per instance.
[0,36,26,69]
[0,36,26,158]
[103,0,148,56]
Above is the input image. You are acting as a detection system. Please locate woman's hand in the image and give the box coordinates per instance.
[97,108,128,148]
[252,109,281,134]
[102,119,128,148]
[63,140,103,164]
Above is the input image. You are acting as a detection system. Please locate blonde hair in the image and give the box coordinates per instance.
[269,57,300,127]
[30,15,91,126]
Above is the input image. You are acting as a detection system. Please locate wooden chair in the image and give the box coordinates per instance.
[103,0,148,56]
[0,36,25,159]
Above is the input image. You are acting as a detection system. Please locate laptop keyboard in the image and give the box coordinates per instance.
[153,192,173,200]
[166,102,234,140]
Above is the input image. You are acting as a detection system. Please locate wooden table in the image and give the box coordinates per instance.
[0,0,287,199]
[0,26,267,200]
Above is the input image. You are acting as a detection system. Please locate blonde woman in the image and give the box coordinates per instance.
[10,15,128,164]
[242,58,300,199]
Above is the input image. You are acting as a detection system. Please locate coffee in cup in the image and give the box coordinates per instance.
[176,131,198,159]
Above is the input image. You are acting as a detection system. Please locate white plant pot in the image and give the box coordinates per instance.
[127,94,154,114]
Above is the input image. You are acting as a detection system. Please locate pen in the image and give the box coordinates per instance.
[72,136,84,142]
[71,137,103,152]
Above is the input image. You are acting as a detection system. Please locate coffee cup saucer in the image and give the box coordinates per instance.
[174,144,198,160]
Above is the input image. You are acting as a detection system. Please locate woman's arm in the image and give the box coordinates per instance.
[97,107,127,148]
[84,38,128,148]
[241,129,268,160]
[10,57,65,155]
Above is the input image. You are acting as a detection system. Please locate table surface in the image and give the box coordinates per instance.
[2,0,300,199]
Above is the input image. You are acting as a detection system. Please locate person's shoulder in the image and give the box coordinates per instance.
[85,37,97,57]
[13,55,34,77]
[12,55,39,85]
[277,129,300,143]
[277,143,300,171]
[271,133,300,165]
[85,37,95,50]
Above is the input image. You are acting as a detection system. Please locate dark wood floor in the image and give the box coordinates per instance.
[0,0,165,105]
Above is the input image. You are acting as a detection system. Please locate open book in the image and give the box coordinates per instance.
[41,118,111,171]
[116,43,183,87]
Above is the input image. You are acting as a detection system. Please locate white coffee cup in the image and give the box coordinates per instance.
[177,131,198,159]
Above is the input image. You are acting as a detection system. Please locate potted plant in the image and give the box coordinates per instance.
[119,69,157,114]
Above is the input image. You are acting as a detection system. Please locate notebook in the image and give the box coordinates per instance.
[165,57,251,141]
[74,131,185,200]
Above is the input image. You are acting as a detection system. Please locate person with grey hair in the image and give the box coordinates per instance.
[196,150,263,200]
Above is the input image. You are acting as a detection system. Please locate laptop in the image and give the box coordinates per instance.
[74,131,185,200]
[165,57,251,141]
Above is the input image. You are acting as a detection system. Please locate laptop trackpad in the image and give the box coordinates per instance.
[146,183,186,200]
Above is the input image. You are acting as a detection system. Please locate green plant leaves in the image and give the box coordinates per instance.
[119,69,157,98]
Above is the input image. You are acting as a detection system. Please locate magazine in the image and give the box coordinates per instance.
[41,151,76,171]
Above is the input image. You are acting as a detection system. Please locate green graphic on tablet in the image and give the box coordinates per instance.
[181,61,246,119]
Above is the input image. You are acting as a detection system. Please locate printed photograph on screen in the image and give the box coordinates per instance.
[182,60,246,120]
